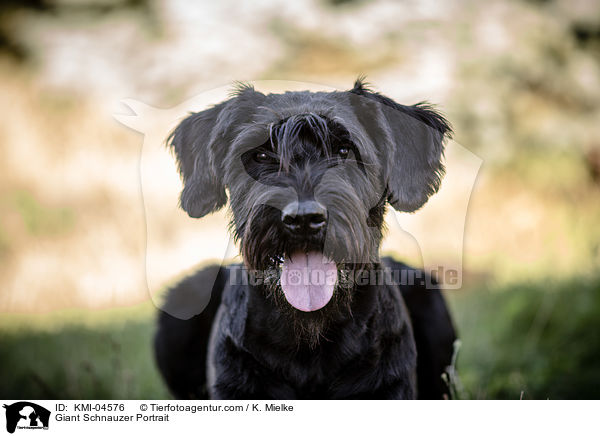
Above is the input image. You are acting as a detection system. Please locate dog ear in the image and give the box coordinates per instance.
[349,80,452,212]
[168,86,264,218]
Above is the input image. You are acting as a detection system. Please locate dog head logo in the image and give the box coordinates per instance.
[3,402,50,433]
[115,80,482,318]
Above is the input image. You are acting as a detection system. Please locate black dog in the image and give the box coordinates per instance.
[154,80,457,399]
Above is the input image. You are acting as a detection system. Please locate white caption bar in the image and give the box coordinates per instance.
[1,400,597,435]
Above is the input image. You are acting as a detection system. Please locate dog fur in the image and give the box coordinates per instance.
[154,79,457,399]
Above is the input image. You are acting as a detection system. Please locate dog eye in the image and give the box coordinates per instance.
[254,151,272,163]
[336,147,350,158]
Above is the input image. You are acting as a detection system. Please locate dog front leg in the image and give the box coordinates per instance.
[208,336,297,399]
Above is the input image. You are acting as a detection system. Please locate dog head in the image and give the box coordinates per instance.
[168,79,451,323]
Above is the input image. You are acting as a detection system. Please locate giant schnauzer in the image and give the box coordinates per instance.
[154,79,457,399]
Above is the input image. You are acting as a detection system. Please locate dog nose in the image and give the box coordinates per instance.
[281,200,327,233]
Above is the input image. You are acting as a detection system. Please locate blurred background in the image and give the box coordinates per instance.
[1,0,599,399]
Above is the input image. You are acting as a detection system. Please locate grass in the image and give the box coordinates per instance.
[1,275,599,399]
[447,274,600,399]
[0,304,170,400]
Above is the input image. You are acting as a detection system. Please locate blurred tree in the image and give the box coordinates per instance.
[0,0,155,61]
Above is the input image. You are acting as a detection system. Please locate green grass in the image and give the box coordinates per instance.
[447,274,600,399]
[1,275,599,399]
[0,304,170,400]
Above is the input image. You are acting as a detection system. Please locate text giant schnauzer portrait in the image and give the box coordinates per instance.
[152,79,457,399]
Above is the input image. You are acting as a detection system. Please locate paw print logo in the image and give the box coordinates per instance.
[287,270,302,286]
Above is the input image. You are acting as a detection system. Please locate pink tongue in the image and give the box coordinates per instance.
[281,252,337,312]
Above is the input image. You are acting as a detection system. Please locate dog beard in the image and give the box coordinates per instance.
[261,263,364,348]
